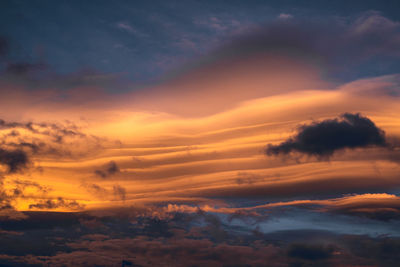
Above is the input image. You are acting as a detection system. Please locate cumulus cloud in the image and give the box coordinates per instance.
[266,113,387,157]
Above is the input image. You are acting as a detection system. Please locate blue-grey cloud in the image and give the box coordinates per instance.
[266,113,386,157]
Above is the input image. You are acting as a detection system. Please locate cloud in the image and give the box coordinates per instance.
[12,179,50,195]
[116,22,135,33]
[82,182,130,202]
[127,12,400,118]
[82,183,108,199]
[94,161,119,178]
[0,8,400,267]
[113,185,126,201]
[166,193,400,223]
[320,193,400,221]
[278,13,293,20]
[28,197,84,210]
[200,11,400,81]
[0,148,28,173]
[23,236,285,267]
[0,118,86,144]
[116,22,146,37]
[0,178,54,220]
[266,113,387,157]
[0,117,102,160]
[0,204,399,266]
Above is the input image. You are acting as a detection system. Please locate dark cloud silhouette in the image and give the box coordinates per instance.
[95,161,120,178]
[0,148,28,173]
[266,113,386,157]
[29,197,84,210]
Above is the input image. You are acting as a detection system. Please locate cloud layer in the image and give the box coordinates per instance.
[0,6,400,267]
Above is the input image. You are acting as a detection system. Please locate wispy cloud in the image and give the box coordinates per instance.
[278,13,293,19]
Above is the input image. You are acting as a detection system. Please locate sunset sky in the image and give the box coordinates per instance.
[1,1,400,266]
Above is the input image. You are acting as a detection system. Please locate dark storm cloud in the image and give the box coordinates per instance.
[0,148,28,173]
[94,161,120,179]
[266,113,386,157]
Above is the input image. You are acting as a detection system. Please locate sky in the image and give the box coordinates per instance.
[1,0,400,266]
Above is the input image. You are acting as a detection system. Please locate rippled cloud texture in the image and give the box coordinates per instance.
[1,1,400,266]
